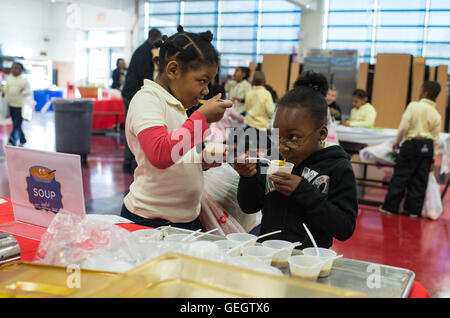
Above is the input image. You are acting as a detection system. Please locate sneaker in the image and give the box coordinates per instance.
[19,143,25,147]
[403,212,420,218]
[378,206,398,216]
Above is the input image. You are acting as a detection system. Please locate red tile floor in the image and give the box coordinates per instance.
[0,112,449,297]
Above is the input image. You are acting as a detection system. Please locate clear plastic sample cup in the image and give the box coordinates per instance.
[287,255,323,281]
[267,160,294,175]
[302,248,337,277]
[132,229,163,241]
[226,233,257,247]
[164,233,190,242]
[241,246,276,265]
[262,240,297,267]
[214,240,243,256]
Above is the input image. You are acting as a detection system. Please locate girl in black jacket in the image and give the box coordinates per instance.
[234,72,358,248]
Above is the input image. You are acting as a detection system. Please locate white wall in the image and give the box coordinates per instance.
[298,0,325,62]
[1,0,137,85]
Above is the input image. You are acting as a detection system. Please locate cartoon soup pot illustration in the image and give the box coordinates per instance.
[26,165,63,213]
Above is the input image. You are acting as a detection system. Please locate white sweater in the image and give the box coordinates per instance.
[3,75,31,107]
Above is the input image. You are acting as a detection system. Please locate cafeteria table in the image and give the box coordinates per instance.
[92,98,125,131]
[0,197,430,298]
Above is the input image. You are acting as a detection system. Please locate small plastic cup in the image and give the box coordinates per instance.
[214,240,242,256]
[132,229,163,241]
[267,160,294,175]
[164,234,190,242]
[241,246,276,265]
[262,240,296,267]
[288,255,323,281]
[204,142,227,155]
[226,233,257,247]
[302,248,337,277]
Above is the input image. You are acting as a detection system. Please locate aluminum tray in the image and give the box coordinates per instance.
[157,226,415,298]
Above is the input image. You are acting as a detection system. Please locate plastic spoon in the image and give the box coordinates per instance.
[181,229,202,242]
[275,242,302,254]
[246,157,271,165]
[190,228,219,241]
[302,223,320,257]
[226,230,282,255]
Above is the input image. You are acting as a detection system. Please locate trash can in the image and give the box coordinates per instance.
[53,98,94,163]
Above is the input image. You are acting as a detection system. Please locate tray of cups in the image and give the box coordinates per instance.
[155,226,414,298]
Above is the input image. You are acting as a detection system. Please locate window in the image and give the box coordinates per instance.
[144,0,301,78]
[325,0,450,69]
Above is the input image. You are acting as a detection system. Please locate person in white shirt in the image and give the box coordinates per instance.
[2,62,31,146]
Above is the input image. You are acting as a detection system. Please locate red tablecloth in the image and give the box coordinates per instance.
[0,197,430,298]
[92,98,125,130]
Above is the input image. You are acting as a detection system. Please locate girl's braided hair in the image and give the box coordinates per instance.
[152,25,219,72]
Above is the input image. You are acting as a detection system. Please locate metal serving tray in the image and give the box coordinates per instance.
[157,226,415,298]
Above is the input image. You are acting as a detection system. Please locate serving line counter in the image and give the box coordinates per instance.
[0,197,430,298]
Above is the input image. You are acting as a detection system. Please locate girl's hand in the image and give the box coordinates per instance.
[201,148,226,170]
[233,157,257,177]
[198,93,232,123]
[269,172,302,197]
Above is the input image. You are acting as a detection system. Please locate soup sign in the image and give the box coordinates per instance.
[26,165,63,213]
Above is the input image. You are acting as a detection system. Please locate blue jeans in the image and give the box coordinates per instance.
[120,204,203,230]
[8,106,26,146]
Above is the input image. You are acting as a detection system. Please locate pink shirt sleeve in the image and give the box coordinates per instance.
[137,111,210,169]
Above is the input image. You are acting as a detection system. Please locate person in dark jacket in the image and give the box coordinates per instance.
[121,28,162,172]
[326,87,342,121]
[111,58,126,90]
[234,71,358,248]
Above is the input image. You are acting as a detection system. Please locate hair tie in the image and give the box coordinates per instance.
[309,83,320,91]
[198,30,213,42]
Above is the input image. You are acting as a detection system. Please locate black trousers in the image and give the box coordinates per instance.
[120,203,202,231]
[382,139,434,215]
[8,106,26,146]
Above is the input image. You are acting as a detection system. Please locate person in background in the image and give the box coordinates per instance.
[111,58,126,90]
[342,89,376,128]
[234,71,358,248]
[380,81,441,218]
[120,26,231,230]
[326,87,342,121]
[229,66,252,115]
[2,62,31,146]
[243,71,274,152]
[121,28,162,173]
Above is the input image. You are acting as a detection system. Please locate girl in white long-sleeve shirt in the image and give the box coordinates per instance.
[3,62,31,146]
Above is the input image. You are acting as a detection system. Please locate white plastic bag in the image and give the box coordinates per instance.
[422,172,443,220]
[199,193,246,236]
[325,110,339,145]
[203,164,261,232]
[359,141,397,165]
[21,94,36,122]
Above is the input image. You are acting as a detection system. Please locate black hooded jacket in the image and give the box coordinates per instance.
[237,145,358,248]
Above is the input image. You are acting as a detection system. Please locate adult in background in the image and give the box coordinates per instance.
[111,58,127,91]
[121,28,162,172]
[1,62,31,146]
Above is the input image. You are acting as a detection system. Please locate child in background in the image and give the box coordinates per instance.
[380,81,441,217]
[121,26,232,230]
[234,71,358,248]
[342,89,376,127]
[326,87,342,121]
[244,71,274,130]
[229,66,252,115]
[2,62,31,146]
[243,71,275,152]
